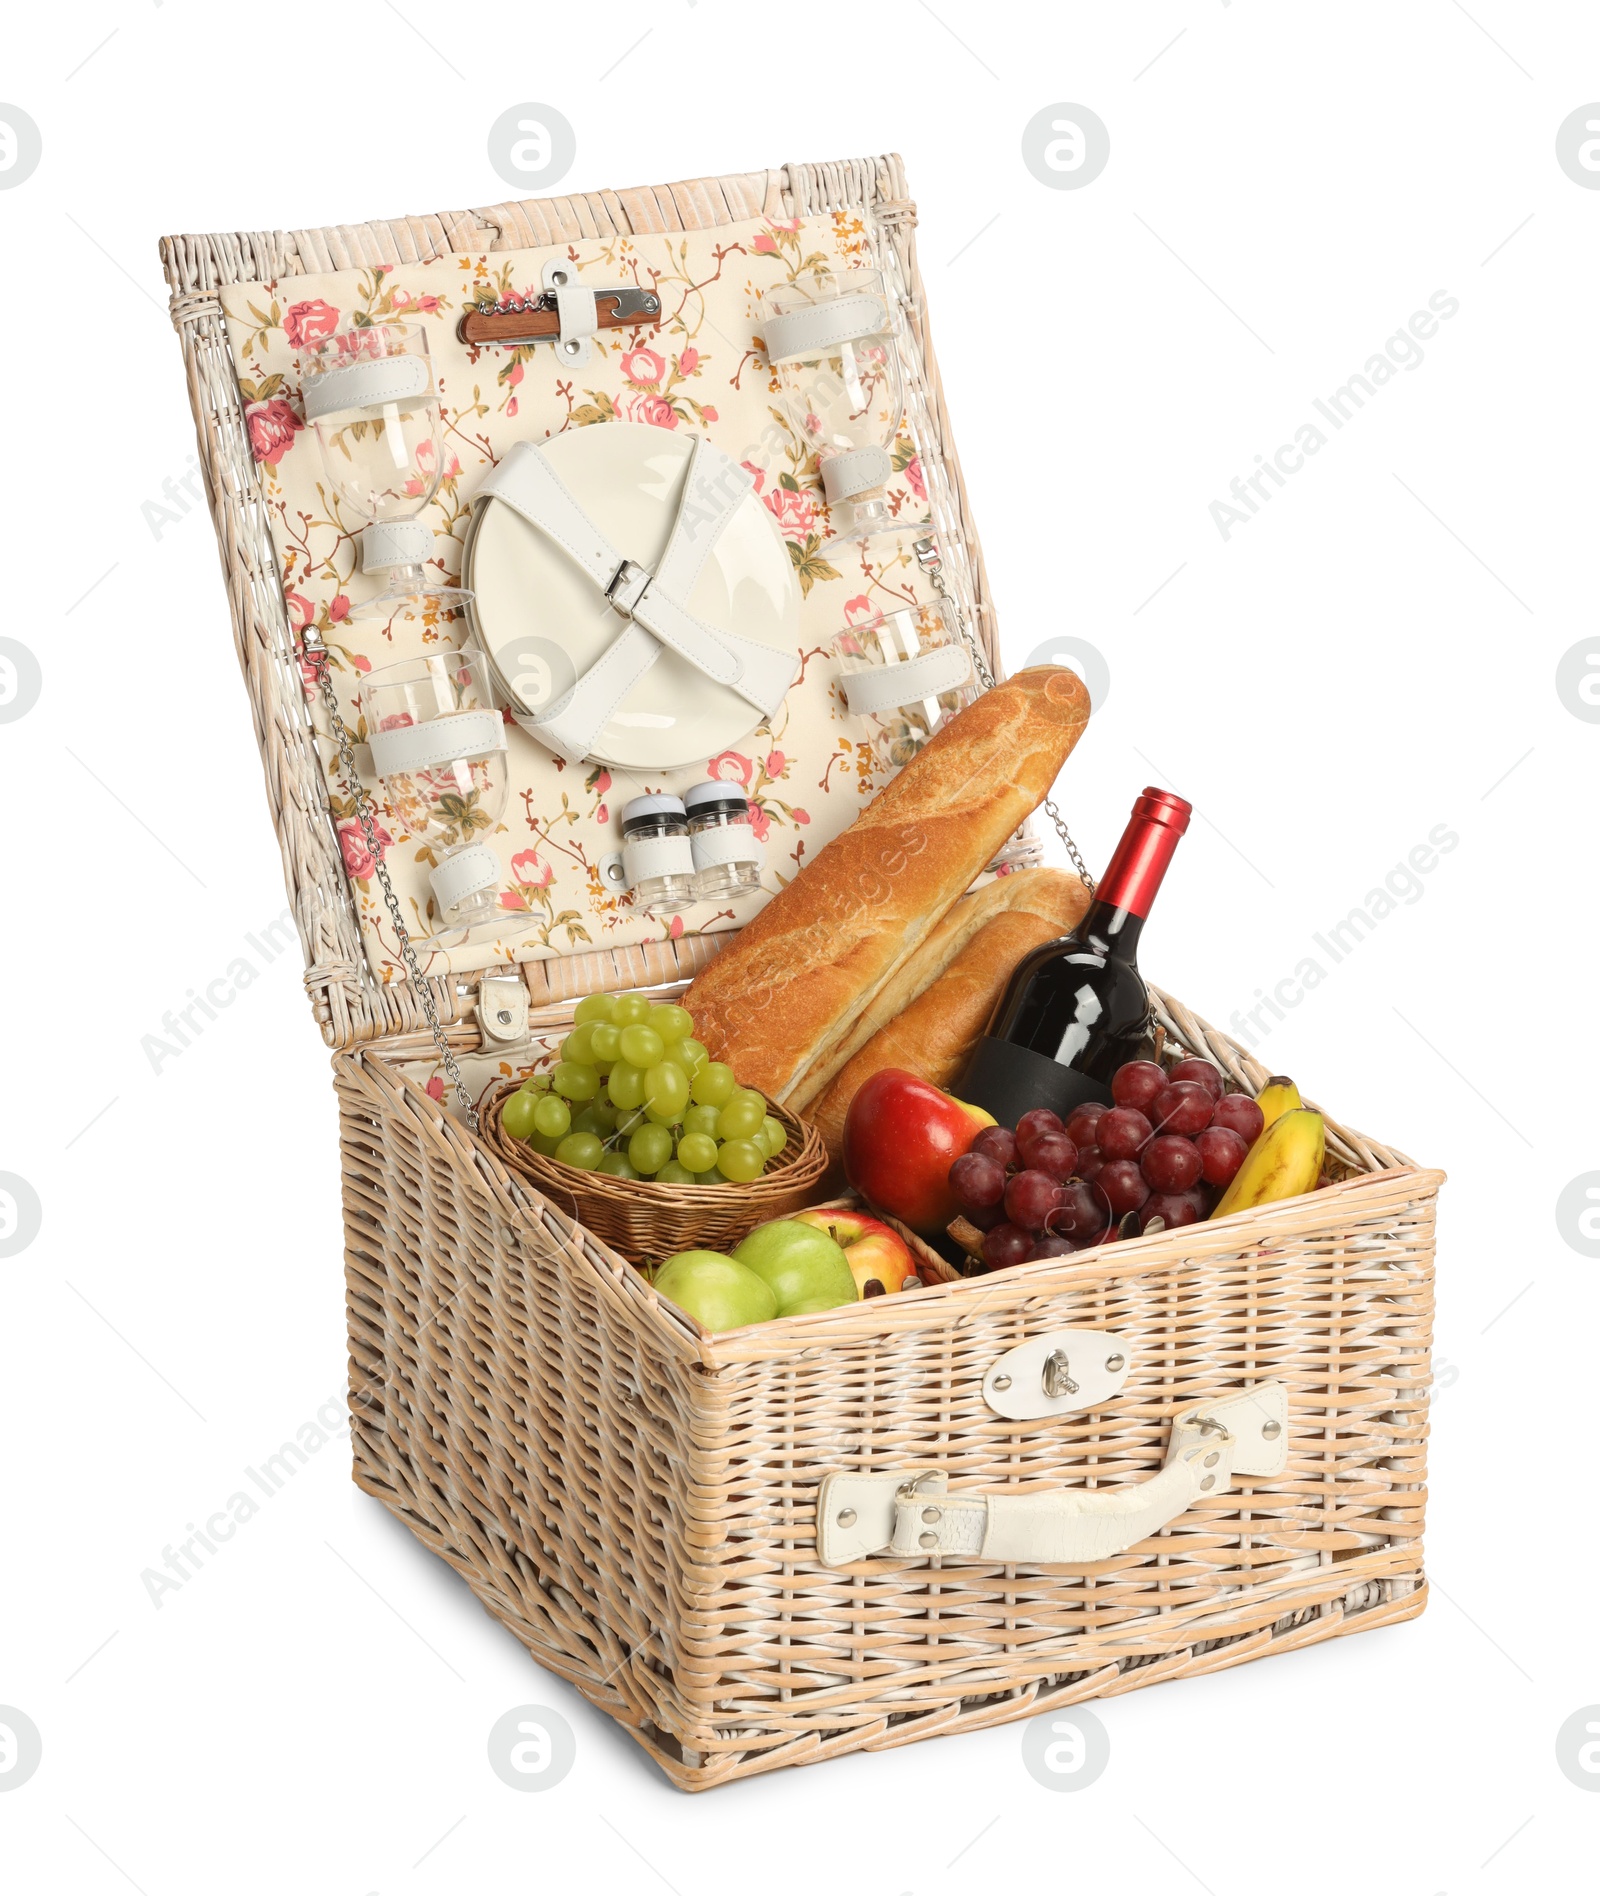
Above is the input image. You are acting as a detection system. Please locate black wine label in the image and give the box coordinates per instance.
[960,1036,1114,1126]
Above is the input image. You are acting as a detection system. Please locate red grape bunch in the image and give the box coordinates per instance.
[947,1057,1267,1271]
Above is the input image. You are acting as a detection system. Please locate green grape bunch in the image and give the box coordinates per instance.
[498,992,788,1185]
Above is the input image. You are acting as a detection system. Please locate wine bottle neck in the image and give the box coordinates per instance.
[1095,788,1191,918]
[1077,899,1145,959]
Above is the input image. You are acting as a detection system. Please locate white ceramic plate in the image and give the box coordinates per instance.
[465,423,800,772]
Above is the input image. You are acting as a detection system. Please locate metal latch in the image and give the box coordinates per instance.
[1041,1350,1080,1398]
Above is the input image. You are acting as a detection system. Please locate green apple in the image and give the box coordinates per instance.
[732,1220,858,1317]
[652,1250,777,1332]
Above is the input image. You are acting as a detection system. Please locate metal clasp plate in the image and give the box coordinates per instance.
[983,1329,1132,1420]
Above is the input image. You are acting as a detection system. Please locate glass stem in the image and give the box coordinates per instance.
[382,402,408,471]
[383,561,428,597]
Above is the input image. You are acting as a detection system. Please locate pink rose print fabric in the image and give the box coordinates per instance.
[217,209,981,983]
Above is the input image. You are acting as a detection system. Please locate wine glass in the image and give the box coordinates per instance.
[832,597,976,767]
[760,268,915,543]
[303,322,471,625]
[359,649,508,933]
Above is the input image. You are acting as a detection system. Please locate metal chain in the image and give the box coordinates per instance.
[305,633,479,1131]
[1043,795,1097,893]
[913,536,1096,895]
[915,532,995,691]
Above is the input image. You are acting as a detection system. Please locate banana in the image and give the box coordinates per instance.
[1210,1107,1325,1219]
[1254,1075,1302,1132]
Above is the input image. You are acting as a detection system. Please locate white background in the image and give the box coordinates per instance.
[3,4,1598,1891]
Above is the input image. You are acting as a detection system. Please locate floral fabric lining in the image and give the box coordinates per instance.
[219,210,948,981]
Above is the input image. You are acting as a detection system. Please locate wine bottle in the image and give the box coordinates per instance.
[958,788,1192,1124]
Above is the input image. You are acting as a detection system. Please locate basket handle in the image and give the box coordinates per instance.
[816,1381,1287,1568]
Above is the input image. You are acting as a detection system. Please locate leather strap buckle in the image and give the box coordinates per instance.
[605,558,652,618]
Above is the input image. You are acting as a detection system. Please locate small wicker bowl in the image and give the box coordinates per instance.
[484,1080,829,1261]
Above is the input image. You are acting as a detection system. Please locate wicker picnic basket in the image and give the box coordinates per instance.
[162,153,1441,1791]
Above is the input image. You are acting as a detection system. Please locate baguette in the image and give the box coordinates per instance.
[684,667,1091,1101]
[786,865,1089,1110]
[808,906,1079,1157]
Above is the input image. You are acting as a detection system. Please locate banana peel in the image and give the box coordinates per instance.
[1210,1106,1325,1219]
[1254,1075,1302,1132]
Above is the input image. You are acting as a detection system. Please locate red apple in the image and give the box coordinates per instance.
[842,1068,985,1236]
[792,1205,918,1295]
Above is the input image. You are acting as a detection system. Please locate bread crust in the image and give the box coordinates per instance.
[786,865,1089,1109]
[684,668,1091,1100]
[808,906,1079,1156]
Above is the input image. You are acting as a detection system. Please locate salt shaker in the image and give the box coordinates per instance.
[619,794,696,913]
[685,781,764,901]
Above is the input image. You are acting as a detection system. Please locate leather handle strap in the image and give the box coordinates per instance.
[817,1382,1288,1569]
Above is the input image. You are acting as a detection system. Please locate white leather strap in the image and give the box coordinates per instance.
[621,828,695,887]
[367,708,504,779]
[817,1382,1288,1568]
[841,643,972,719]
[534,622,662,766]
[552,282,597,343]
[478,442,619,593]
[543,258,598,365]
[689,823,763,870]
[361,520,432,572]
[473,436,800,763]
[302,352,431,422]
[652,435,756,607]
[762,292,889,365]
[476,972,531,1046]
[632,582,796,710]
[429,843,499,911]
[820,445,892,504]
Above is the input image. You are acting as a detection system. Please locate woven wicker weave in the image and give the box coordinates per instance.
[481,1079,827,1259]
[336,982,1437,1790]
[164,156,1439,1791]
